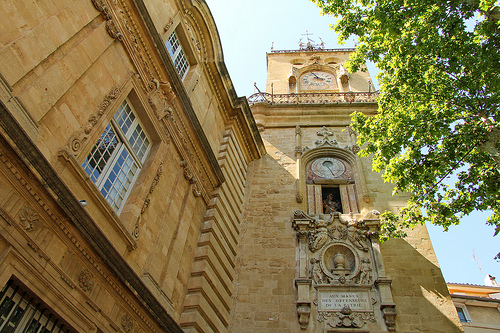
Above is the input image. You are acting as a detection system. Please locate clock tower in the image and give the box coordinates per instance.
[230,41,463,332]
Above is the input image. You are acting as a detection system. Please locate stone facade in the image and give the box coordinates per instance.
[0,0,263,332]
[0,0,464,332]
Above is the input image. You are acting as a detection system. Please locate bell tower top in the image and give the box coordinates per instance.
[265,44,373,95]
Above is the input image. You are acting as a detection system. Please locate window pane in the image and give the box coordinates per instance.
[100,149,139,211]
[166,32,180,57]
[114,101,135,135]
[82,124,119,183]
[0,296,15,327]
[3,303,27,333]
[456,307,467,322]
[129,124,150,162]
[166,32,189,79]
[174,51,189,79]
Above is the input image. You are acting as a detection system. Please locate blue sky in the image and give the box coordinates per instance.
[206,0,498,285]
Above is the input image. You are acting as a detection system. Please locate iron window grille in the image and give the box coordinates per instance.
[0,279,75,333]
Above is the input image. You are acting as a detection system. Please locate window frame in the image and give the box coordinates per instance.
[165,31,190,81]
[455,303,471,323]
[82,98,151,214]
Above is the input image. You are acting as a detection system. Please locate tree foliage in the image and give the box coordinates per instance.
[312,0,500,256]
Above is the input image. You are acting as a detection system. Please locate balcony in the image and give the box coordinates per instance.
[247,91,378,106]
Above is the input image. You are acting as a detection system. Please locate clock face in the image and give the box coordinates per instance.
[310,157,346,179]
[300,71,336,91]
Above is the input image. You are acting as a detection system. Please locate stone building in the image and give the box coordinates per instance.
[0,0,464,332]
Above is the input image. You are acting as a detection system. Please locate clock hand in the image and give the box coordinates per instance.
[326,165,337,177]
[311,72,324,80]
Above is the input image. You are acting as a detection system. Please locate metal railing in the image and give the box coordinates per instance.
[269,48,356,54]
[247,91,378,105]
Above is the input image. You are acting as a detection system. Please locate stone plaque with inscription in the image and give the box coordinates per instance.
[318,291,371,311]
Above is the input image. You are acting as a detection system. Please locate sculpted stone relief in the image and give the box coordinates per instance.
[18,206,39,231]
[292,210,396,331]
[304,214,371,286]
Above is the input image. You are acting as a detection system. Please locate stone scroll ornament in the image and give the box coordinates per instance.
[67,86,121,156]
[292,210,397,331]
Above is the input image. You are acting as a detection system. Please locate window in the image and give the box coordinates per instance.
[455,304,471,323]
[0,279,74,333]
[166,31,189,80]
[82,99,150,213]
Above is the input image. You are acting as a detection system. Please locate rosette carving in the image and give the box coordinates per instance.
[18,206,38,231]
[78,269,94,292]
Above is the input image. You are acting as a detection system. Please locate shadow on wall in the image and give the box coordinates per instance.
[381,237,463,332]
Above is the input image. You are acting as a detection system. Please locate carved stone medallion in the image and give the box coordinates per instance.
[78,269,94,292]
[18,206,39,231]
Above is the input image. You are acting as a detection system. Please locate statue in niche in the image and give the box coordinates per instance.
[310,258,323,284]
[323,193,341,214]
[359,258,372,284]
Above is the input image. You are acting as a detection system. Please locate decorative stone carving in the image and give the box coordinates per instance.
[69,136,85,153]
[314,126,339,148]
[359,258,373,284]
[308,220,328,252]
[78,269,94,292]
[148,88,173,120]
[338,64,350,86]
[297,301,311,330]
[192,180,202,197]
[344,91,356,103]
[382,304,397,331]
[181,161,195,183]
[184,19,201,55]
[90,0,122,40]
[18,206,38,231]
[310,258,323,284]
[121,313,136,332]
[295,179,303,203]
[135,163,163,238]
[77,85,121,140]
[318,306,376,328]
[106,19,123,40]
[321,243,359,283]
[348,227,369,252]
[163,17,174,32]
[328,223,348,241]
[291,209,396,331]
